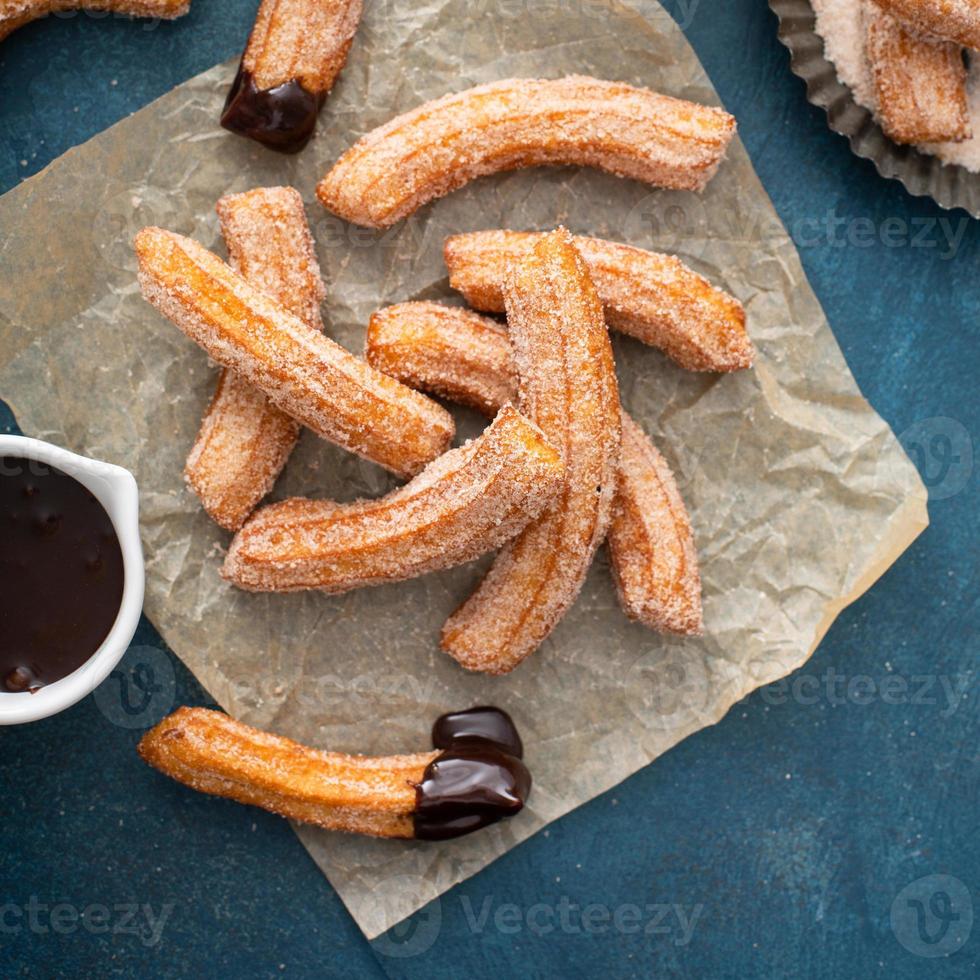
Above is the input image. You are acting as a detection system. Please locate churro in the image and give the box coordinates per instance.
[866,7,971,145]
[366,301,702,635]
[221,0,363,152]
[185,187,325,531]
[138,706,531,840]
[444,230,752,372]
[316,76,737,228]
[609,414,702,634]
[222,406,564,594]
[441,230,621,674]
[869,0,980,51]
[135,227,454,479]
[0,0,187,42]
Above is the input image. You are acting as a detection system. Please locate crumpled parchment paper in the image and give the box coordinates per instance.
[0,0,927,940]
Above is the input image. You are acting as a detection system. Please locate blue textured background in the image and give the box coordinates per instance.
[1,2,977,977]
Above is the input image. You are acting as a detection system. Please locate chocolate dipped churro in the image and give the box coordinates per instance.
[139,705,530,840]
[221,0,363,152]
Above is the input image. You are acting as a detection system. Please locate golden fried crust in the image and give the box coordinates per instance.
[0,0,187,41]
[138,707,434,838]
[609,414,702,634]
[365,301,702,636]
[869,0,980,50]
[441,230,621,674]
[316,76,737,228]
[222,405,565,593]
[185,187,326,532]
[444,230,752,372]
[866,8,971,145]
[366,303,516,417]
[241,0,363,92]
[135,227,454,479]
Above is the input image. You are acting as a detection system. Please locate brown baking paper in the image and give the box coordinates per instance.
[0,0,927,940]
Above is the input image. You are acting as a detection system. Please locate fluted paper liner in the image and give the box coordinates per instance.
[0,0,926,941]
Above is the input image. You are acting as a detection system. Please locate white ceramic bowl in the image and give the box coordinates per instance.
[0,436,144,725]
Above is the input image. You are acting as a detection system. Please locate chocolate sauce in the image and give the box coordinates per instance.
[220,63,324,154]
[0,457,124,693]
[414,707,531,841]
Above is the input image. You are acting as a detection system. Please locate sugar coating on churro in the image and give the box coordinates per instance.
[241,0,363,92]
[317,76,736,228]
[366,303,517,417]
[222,406,564,594]
[135,227,454,479]
[138,707,432,838]
[365,301,702,636]
[0,0,188,41]
[609,414,702,635]
[869,0,980,50]
[185,187,325,531]
[441,230,621,674]
[445,230,752,372]
[867,6,971,145]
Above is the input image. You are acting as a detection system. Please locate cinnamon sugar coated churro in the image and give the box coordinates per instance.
[366,303,518,417]
[222,406,564,594]
[444,230,752,372]
[609,414,702,634]
[365,301,702,635]
[135,227,454,479]
[0,0,187,41]
[866,7,971,145]
[316,76,737,228]
[138,706,531,840]
[441,230,621,674]
[869,0,980,50]
[185,187,326,531]
[221,0,363,152]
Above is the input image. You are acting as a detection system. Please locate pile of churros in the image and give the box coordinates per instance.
[122,2,755,840]
[864,0,977,146]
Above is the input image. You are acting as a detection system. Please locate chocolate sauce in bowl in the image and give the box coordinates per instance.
[220,64,324,154]
[0,457,124,693]
[415,707,531,841]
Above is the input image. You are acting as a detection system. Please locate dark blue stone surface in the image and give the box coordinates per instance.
[1,1,977,976]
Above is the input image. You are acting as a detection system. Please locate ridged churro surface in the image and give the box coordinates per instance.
[441,230,621,674]
[445,230,752,372]
[0,0,187,41]
[869,0,980,50]
[365,300,702,635]
[866,7,971,145]
[139,707,432,838]
[317,76,736,228]
[241,0,363,91]
[222,406,564,594]
[185,187,325,531]
[135,227,454,479]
